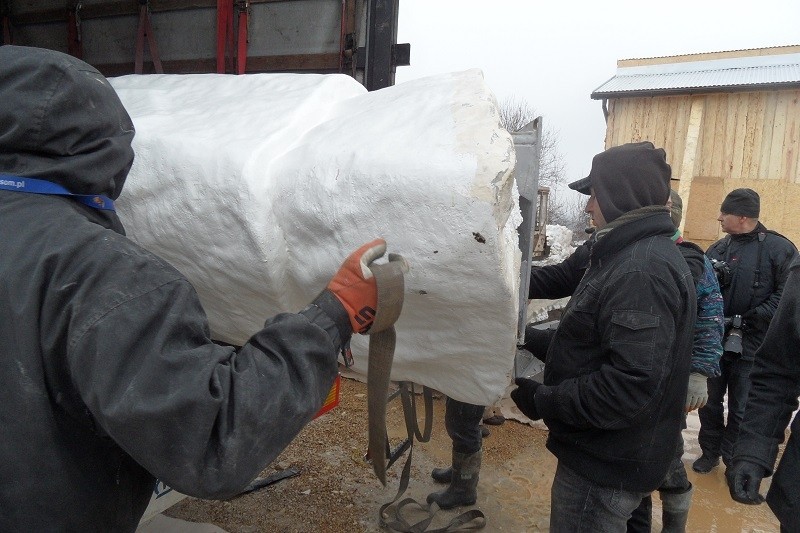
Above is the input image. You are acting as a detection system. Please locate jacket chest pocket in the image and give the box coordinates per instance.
[610,310,659,370]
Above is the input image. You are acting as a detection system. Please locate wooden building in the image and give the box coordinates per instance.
[591,45,800,250]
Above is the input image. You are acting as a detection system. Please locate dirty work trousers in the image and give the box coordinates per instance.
[444,397,485,455]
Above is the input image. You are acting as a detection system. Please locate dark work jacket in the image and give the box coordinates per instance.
[733,257,800,531]
[534,211,696,492]
[0,46,345,533]
[0,191,343,531]
[707,223,797,360]
[525,233,720,376]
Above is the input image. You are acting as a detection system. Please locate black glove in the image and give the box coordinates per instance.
[521,324,554,363]
[742,308,759,329]
[726,460,767,505]
[511,378,542,420]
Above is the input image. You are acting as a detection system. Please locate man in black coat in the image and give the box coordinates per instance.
[694,188,797,473]
[0,46,387,531]
[726,255,800,532]
[512,142,696,532]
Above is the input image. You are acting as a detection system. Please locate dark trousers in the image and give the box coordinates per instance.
[769,432,800,533]
[698,353,754,463]
[444,397,485,454]
[627,429,691,532]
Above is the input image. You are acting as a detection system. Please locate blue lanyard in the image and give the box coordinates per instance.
[0,174,115,211]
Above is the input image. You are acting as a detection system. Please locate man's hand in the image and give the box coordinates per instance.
[726,460,767,505]
[685,372,709,412]
[511,378,542,421]
[521,323,554,363]
[327,238,386,334]
[742,308,760,329]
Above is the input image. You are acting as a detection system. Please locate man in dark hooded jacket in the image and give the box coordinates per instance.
[0,45,388,531]
[512,142,696,532]
[521,189,723,532]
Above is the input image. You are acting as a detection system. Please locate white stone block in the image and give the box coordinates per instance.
[110,69,519,406]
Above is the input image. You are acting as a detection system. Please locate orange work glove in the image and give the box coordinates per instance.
[326,238,386,334]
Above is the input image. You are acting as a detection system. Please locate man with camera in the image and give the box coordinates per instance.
[693,188,797,474]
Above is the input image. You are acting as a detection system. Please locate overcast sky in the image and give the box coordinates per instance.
[395,1,800,203]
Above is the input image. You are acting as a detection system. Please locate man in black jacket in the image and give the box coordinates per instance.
[726,256,800,533]
[694,188,797,473]
[512,142,696,532]
[0,46,387,531]
[524,190,721,533]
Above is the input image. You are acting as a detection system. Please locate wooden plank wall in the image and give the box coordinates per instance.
[604,89,800,250]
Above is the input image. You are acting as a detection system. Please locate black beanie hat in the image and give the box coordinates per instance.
[720,188,760,218]
[568,141,671,223]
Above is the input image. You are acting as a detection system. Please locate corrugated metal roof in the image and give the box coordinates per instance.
[592,53,800,99]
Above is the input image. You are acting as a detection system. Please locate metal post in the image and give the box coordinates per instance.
[512,117,542,343]
[364,0,398,90]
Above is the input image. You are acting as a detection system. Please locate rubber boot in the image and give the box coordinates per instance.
[426,450,481,509]
[431,466,452,484]
[660,484,693,533]
[691,452,719,473]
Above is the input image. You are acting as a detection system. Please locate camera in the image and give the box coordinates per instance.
[710,258,733,288]
[723,314,744,354]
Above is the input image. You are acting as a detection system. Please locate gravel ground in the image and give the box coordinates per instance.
[163,374,783,532]
[164,375,547,532]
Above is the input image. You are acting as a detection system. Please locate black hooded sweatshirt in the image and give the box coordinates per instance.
[0,46,347,531]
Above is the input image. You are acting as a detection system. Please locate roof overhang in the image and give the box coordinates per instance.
[591,51,800,100]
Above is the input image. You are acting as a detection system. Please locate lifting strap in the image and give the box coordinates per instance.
[235,0,249,74]
[365,252,409,485]
[66,2,82,59]
[135,0,163,74]
[216,0,234,73]
[377,384,485,532]
[364,254,485,531]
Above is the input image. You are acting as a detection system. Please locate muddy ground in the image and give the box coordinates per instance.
[163,375,782,532]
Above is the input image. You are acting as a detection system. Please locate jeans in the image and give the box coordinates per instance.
[627,429,691,532]
[698,353,754,463]
[444,397,485,454]
[551,462,649,533]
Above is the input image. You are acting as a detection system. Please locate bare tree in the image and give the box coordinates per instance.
[549,189,591,239]
[498,96,564,189]
[499,96,587,240]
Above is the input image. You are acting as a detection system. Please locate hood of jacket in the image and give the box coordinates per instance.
[0,45,134,200]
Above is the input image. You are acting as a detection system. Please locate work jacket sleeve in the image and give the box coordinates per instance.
[528,239,591,299]
[67,277,340,500]
[734,261,800,474]
[536,269,691,430]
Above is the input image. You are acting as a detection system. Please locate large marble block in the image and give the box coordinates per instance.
[110,69,520,405]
